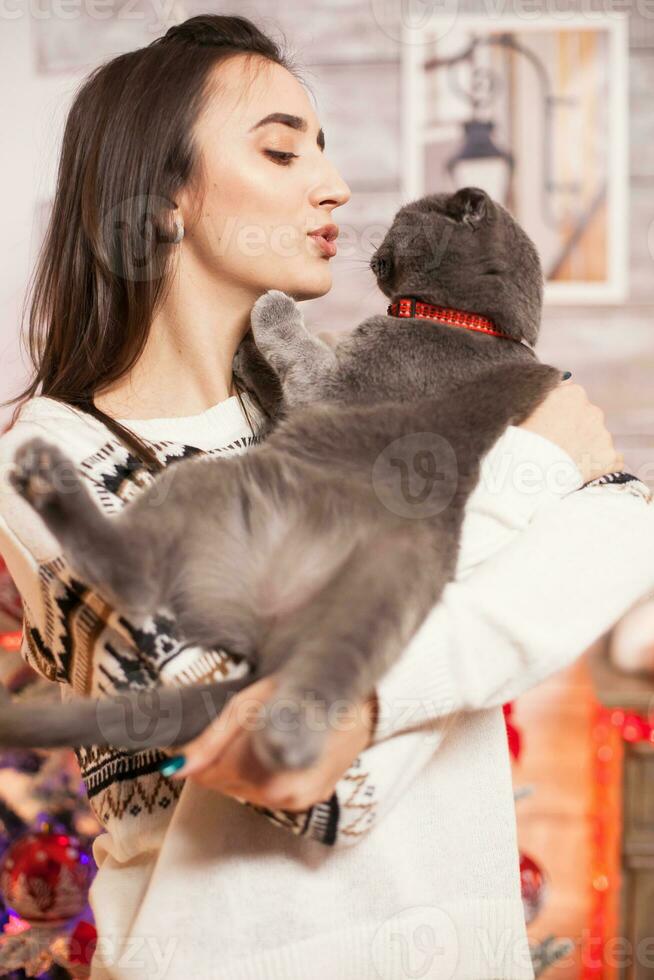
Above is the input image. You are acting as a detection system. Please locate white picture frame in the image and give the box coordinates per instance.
[400,12,629,305]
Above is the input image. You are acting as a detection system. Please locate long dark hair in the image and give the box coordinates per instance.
[3,15,299,471]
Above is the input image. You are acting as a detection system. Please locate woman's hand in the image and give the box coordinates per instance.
[520,378,623,483]
[162,674,379,813]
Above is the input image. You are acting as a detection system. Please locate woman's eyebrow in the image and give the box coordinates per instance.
[249,112,325,150]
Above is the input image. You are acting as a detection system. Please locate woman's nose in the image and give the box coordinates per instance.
[311,158,351,209]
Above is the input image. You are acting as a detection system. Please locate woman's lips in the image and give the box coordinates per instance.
[307,233,338,258]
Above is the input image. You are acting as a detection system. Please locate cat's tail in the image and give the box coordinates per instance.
[0,674,256,751]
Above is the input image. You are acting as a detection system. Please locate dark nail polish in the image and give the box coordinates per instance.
[562,371,572,380]
[158,754,186,777]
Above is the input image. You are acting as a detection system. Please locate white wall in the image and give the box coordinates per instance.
[0,16,87,428]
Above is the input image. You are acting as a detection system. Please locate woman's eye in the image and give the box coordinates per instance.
[264,150,298,166]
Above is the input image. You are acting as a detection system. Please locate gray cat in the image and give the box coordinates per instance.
[2,187,564,772]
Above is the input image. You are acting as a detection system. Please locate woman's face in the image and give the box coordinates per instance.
[180,55,351,302]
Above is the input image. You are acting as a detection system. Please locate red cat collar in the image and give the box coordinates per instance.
[387,297,518,343]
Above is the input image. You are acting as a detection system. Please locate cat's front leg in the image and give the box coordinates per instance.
[10,438,161,616]
[250,290,337,408]
[233,329,285,424]
[250,679,333,773]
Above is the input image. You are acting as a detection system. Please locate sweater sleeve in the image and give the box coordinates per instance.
[373,473,654,741]
[454,424,584,576]
[293,433,654,848]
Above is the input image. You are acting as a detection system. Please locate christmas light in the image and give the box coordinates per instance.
[582,703,624,980]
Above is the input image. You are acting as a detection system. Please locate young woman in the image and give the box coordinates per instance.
[1,15,653,980]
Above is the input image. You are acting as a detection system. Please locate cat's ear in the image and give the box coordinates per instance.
[450,187,490,230]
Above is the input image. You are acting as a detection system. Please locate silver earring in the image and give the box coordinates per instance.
[171,213,184,244]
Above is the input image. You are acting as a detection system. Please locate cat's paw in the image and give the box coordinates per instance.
[250,695,327,773]
[9,438,78,514]
[250,290,302,346]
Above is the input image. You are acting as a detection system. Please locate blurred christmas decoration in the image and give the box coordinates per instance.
[530,935,575,977]
[0,752,44,777]
[0,629,33,698]
[520,852,547,925]
[504,701,575,977]
[581,703,625,980]
[0,913,97,978]
[0,577,102,978]
[0,804,99,977]
[0,830,93,924]
[0,559,22,622]
[0,557,33,703]
[597,705,654,745]
[503,701,522,762]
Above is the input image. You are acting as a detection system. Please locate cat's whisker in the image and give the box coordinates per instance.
[337,257,375,268]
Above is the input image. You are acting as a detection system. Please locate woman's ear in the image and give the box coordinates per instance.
[448,187,490,230]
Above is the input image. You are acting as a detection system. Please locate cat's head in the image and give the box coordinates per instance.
[370,187,543,346]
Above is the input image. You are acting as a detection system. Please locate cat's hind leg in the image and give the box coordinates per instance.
[250,520,448,772]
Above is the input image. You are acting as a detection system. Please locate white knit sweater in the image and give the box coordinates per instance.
[1,392,653,980]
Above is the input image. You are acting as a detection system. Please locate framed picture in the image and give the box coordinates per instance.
[401,13,629,304]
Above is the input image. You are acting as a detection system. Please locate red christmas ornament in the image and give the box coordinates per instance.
[519,851,547,925]
[506,720,522,761]
[68,919,97,965]
[0,832,93,926]
[621,712,649,742]
[503,702,522,761]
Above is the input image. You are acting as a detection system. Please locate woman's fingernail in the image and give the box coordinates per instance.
[562,371,572,380]
[158,754,186,777]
